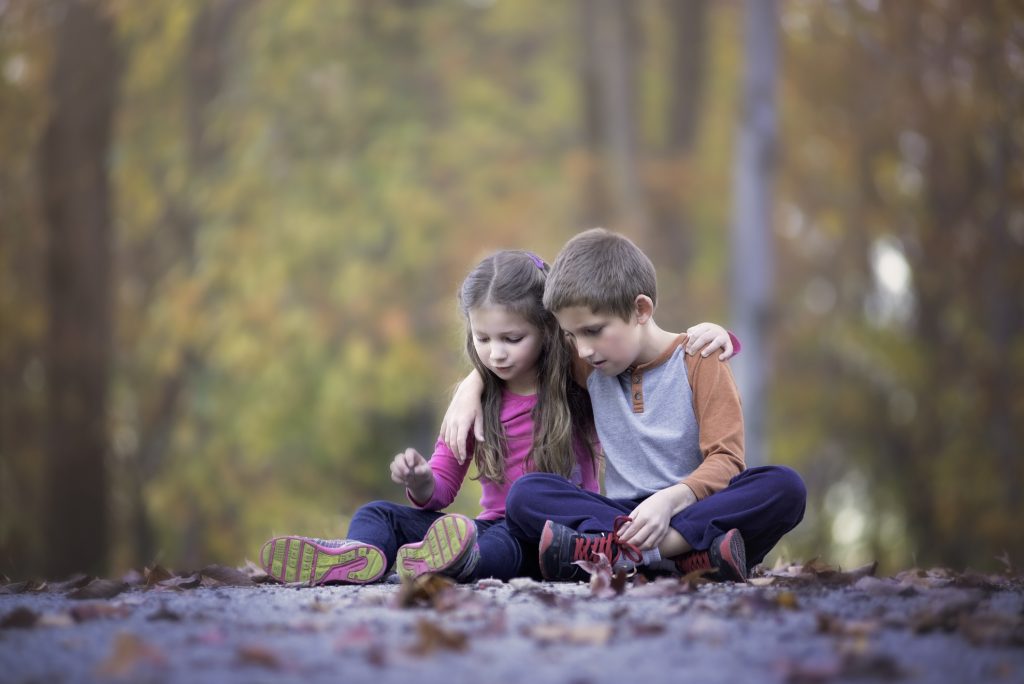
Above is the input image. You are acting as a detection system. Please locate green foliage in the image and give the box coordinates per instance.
[1,0,1020,576]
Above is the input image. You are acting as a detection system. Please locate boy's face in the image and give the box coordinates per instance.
[554,305,641,376]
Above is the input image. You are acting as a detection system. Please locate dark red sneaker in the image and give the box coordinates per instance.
[673,528,748,582]
[538,516,642,582]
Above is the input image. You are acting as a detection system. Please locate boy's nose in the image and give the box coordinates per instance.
[576,342,593,358]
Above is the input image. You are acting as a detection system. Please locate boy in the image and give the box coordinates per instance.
[448,228,805,581]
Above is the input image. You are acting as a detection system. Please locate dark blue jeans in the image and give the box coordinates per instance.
[346,500,524,581]
[504,465,806,569]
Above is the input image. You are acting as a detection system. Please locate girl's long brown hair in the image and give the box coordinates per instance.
[458,250,597,484]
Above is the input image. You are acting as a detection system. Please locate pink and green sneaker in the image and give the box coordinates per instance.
[259,536,386,586]
[395,513,480,583]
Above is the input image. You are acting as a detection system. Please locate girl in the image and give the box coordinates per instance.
[259,250,733,585]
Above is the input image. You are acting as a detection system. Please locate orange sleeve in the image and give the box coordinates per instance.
[679,342,746,499]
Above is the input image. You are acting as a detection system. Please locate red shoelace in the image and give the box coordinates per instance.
[675,549,712,574]
[572,515,643,565]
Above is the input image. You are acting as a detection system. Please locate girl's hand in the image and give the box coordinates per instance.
[685,322,735,361]
[390,448,434,501]
[440,372,485,464]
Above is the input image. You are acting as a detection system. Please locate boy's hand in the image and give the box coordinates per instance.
[390,448,434,501]
[685,322,735,360]
[440,371,485,464]
[618,485,696,550]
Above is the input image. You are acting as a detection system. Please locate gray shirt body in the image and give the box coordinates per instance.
[587,345,701,500]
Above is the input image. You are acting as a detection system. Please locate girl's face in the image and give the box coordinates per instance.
[468,304,544,395]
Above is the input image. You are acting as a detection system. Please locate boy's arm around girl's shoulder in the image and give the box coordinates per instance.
[679,347,746,500]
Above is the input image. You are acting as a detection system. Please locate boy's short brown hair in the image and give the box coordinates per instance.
[542,228,657,321]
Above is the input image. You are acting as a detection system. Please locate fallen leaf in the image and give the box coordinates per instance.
[748,576,776,587]
[408,618,468,655]
[144,565,174,588]
[53,574,93,592]
[68,579,128,600]
[394,574,456,609]
[237,644,281,669]
[157,573,201,590]
[1,606,39,629]
[96,633,167,677]
[70,603,134,622]
[242,559,274,584]
[200,565,254,587]
[610,568,629,595]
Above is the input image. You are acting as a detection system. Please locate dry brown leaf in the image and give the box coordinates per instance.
[68,579,128,600]
[408,618,468,655]
[144,565,174,588]
[70,602,134,622]
[394,574,456,609]
[237,644,282,669]
[1,606,39,629]
[158,573,201,590]
[96,632,167,677]
[200,564,255,587]
[242,559,275,584]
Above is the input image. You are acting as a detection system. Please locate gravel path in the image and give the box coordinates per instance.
[1,569,1022,683]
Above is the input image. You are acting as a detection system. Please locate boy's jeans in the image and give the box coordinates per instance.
[504,465,807,568]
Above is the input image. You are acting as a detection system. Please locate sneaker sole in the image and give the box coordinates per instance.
[259,537,385,585]
[715,529,748,582]
[395,514,477,582]
[537,520,558,580]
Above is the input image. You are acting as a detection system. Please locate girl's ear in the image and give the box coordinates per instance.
[634,295,654,324]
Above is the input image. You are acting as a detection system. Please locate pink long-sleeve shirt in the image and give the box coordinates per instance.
[409,388,600,520]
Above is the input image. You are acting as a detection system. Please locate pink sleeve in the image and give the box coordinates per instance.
[407,436,472,511]
[728,331,741,355]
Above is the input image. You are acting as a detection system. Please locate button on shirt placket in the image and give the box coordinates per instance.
[630,369,644,413]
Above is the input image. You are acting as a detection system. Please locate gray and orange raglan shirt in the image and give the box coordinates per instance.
[575,334,746,502]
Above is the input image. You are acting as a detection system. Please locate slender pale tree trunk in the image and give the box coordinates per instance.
[730,0,778,466]
[41,0,121,577]
[578,0,649,237]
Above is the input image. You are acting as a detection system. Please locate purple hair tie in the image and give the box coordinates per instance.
[526,251,546,269]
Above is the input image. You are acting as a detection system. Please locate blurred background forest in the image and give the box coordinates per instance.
[1,0,1022,579]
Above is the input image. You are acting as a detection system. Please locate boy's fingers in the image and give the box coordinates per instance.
[456,423,470,464]
[474,414,484,444]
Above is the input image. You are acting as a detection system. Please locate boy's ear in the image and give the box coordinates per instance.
[633,295,654,324]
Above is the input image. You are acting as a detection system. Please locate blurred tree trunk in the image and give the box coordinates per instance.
[648,0,709,322]
[730,0,778,467]
[578,0,649,237]
[40,0,121,578]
